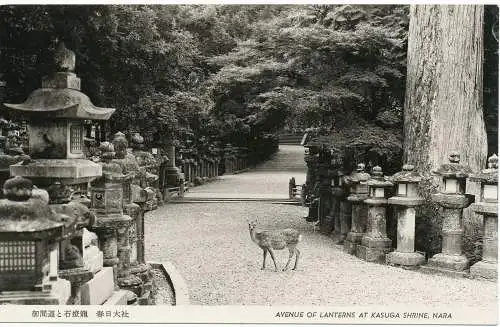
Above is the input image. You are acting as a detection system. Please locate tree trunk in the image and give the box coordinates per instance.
[403,4,488,172]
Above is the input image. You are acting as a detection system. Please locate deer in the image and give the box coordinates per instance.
[248,220,302,272]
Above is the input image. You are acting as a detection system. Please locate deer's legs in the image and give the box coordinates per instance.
[283,247,295,271]
[261,249,267,270]
[267,248,279,272]
[292,248,300,270]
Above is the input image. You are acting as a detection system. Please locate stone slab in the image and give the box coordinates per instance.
[80,266,115,305]
[10,159,102,183]
[0,278,71,305]
[471,202,498,216]
[388,196,424,207]
[470,260,497,281]
[361,236,392,248]
[386,251,425,267]
[431,193,475,209]
[102,290,129,305]
[356,244,392,263]
[419,265,469,279]
[427,253,469,271]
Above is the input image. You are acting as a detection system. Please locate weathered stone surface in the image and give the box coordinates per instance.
[470,260,497,281]
[82,228,103,274]
[471,202,497,216]
[80,266,114,305]
[386,251,425,267]
[0,278,71,305]
[356,244,392,263]
[103,290,131,305]
[388,196,424,207]
[431,193,475,209]
[10,159,102,185]
[427,253,469,271]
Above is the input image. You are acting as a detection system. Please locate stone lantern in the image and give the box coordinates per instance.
[303,141,321,222]
[0,176,70,304]
[3,42,114,198]
[422,151,475,277]
[469,154,498,280]
[356,166,393,262]
[90,142,142,301]
[326,166,345,240]
[343,163,370,254]
[386,164,425,268]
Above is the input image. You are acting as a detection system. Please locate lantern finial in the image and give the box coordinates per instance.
[54,41,76,72]
[99,142,115,161]
[487,153,498,169]
[402,164,414,172]
[3,176,33,201]
[448,151,460,163]
[372,165,383,179]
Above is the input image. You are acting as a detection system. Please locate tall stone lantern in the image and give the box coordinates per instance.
[343,163,370,254]
[3,42,115,197]
[423,151,475,277]
[0,176,70,304]
[90,142,142,297]
[469,154,498,280]
[386,164,425,268]
[356,166,393,262]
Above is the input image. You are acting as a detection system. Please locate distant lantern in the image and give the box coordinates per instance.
[367,166,393,199]
[433,151,471,195]
[393,164,420,198]
[348,163,370,195]
[0,176,64,292]
[477,154,499,202]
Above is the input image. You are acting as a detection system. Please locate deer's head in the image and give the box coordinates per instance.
[247,220,258,232]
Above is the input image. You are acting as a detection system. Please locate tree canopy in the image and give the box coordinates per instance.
[0,5,497,170]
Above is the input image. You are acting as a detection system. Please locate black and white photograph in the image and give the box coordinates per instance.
[0,2,497,325]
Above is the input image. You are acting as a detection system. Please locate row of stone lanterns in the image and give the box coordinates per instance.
[331,152,497,280]
[224,144,249,174]
[0,42,158,304]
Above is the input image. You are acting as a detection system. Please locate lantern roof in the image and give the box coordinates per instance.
[391,164,422,183]
[469,154,498,184]
[3,42,115,121]
[0,176,64,239]
[345,163,370,184]
[367,166,393,187]
[432,151,472,178]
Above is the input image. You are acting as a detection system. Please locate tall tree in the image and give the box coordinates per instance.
[403,4,488,172]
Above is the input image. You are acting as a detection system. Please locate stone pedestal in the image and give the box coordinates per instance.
[356,198,392,263]
[344,195,368,254]
[58,267,94,304]
[422,193,474,277]
[337,200,351,245]
[470,202,497,280]
[328,185,344,242]
[386,164,425,268]
[386,206,425,267]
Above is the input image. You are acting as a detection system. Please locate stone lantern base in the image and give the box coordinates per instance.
[386,251,425,268]
[356,237,392,263]
[421,253,470,278]
[470,261,497,281]
[344,232,363,255]
[0,278,71,305]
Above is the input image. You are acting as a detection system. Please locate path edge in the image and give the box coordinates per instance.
[149,261,190,305]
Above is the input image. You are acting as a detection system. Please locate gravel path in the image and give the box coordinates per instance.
[145,144,496,309]
[184,145,306,199]
[145,202,497,308]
